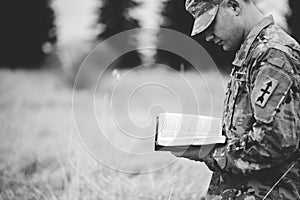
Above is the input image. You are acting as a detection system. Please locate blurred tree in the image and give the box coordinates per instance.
[161,0,193,35]
[0,0,56,68]
[97,0,141,69]
[288,0,300,42]
[156,0,194,71]
[98,0,140,39]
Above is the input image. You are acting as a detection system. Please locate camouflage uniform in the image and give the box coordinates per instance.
[203,16,300,200]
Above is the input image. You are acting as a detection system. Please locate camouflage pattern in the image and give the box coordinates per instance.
[185,0,223,36]
[203,16,300,199]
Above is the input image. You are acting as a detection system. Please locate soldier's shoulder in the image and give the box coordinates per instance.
[249,25,300,74]
[265,25,300,49]
[254,24,299,47]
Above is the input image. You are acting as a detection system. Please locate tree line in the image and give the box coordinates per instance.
[1,0,299,73]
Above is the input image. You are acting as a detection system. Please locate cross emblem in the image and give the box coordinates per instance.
[255,77,278,108]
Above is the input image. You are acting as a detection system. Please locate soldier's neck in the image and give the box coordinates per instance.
[242,5,264,41]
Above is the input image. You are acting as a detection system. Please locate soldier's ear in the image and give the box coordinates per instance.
[226,0,241,16]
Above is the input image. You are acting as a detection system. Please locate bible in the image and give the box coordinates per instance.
[154,113,226,151]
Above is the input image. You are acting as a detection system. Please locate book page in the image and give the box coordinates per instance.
[156,113,226,146]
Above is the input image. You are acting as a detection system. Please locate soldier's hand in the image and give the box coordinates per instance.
[171,144,215,162]
[171,148,202,161]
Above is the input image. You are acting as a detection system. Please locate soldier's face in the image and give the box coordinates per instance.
[204,5,243,51]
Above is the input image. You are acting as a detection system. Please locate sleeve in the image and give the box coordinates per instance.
[207,49,300,174]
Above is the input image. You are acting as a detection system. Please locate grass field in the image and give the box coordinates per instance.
[0,67,227,199]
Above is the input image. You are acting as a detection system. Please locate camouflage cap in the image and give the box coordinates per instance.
[186,0,223,36]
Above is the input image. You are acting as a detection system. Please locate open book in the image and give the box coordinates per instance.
[154,113,226,151]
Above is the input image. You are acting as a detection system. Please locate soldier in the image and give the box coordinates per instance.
[172,0,300,199]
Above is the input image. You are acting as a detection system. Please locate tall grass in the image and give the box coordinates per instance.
[0,68,226,199]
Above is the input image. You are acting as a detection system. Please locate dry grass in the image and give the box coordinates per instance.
[0,67,226,199]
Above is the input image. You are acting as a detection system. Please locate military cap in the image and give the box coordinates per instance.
[185,0,223,36]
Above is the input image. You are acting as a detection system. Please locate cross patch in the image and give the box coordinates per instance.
[255,76,279,108]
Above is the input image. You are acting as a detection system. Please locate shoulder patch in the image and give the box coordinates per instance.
[251,65,292,123]
[255,76,279,108]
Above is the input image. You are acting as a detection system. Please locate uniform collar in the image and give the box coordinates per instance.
[232,15,275,67]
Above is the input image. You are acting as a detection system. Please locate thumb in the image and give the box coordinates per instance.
[171,151,184,157]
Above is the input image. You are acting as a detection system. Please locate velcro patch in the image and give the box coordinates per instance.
[255,76,279,108]
[268,57,285,68]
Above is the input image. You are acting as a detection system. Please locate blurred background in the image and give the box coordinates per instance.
[1,0,299,73]
[0,0,299,199]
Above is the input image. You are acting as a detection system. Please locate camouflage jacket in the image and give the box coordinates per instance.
[205,16,300,200]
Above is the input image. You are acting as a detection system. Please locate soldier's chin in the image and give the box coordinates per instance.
[224,43,240,52]
[224,45,239,52]
[222,44,231,51]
